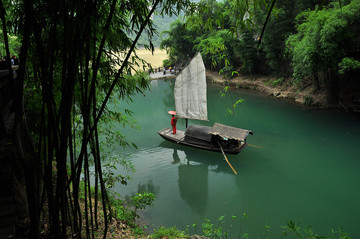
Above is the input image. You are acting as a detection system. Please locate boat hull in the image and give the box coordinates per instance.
[157,128,247,154]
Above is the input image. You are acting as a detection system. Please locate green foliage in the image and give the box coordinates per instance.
[273,77,285,86]
[150,226,187,239]
[1,0,193,237]
[160,0,242,73]
[303,96,313,106]
[131,192,155,211]
[263,224,271,239]
[286,0,360,100]
[109,191,155,234]
[195,30,229,70]
[220,86,230,98]
[0,30,21,56]
[160,19,196,65]
[201,218,226,238]
[101,155,135,189]
[282,220,351,239]
[192,214,249,239]
[236,29,258,74]
[190,215,351,239]
[338,57,360,74]
[159,0,360,105]
[255,0,314,75]
[220,86,244,116]
[132,226,146,236]
[163,58,173,67]
[265,77,285,87]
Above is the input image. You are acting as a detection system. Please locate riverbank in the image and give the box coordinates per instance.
[206,70,330,108]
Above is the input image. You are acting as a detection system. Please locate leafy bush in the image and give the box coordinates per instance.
[192,214,248,239]
[150,226,187,239]
[304,96,313,106]
[338,57,360,74]
[163,58,175,68]
[265,77,285,87]
[283,220,351,239]
[0,30,21,56]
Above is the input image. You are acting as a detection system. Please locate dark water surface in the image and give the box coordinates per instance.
[113,79,360,238]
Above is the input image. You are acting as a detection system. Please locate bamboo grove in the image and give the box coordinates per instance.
[0,0,194,237]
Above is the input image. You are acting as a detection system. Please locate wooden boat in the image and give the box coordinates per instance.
[158,123,252,154]
[158,53,253,154]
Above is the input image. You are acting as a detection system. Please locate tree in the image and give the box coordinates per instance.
[160,0,283,76]
[0,0,192,237]
[286,0,360,102]
[160,19,196,65]
[236,28,258,74]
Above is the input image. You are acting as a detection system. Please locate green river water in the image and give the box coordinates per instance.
[112,79,360,238]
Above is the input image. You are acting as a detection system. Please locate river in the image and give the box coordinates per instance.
[112,79,360,238]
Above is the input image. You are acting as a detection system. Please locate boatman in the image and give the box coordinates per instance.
[171,114,178,134]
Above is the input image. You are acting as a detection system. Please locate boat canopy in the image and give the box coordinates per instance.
[185,125,212,142]
[210,123,251,141]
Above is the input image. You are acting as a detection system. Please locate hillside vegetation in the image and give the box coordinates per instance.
[160,0,360,108]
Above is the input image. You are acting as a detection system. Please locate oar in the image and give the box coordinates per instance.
[217,141,238,175]
[248,144,262,149]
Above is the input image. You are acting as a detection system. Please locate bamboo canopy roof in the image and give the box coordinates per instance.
[210,123,251,141]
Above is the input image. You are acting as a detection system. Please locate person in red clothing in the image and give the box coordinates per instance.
[171,114,178,134]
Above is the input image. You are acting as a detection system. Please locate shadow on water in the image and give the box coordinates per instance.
[158,141,247,217]
[158,140,239,174]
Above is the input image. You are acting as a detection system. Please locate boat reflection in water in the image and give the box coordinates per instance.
[159,141,237,216]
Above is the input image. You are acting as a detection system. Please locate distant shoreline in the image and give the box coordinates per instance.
[152,69,334,109]
[206,70,332,108]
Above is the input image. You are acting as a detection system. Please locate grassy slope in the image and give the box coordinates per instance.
[135,48,168,69]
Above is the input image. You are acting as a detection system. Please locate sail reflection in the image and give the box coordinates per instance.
[178,163,208,216]
[159,141,239,216]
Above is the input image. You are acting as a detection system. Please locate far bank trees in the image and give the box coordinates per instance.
[161,0,360,104]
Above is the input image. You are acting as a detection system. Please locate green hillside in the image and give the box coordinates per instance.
[137,12,183,47]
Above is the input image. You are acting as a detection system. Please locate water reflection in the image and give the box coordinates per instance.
[178,163,208,215]
[159,141,239,216]
[124,179,160,202]
[172,149,180,164]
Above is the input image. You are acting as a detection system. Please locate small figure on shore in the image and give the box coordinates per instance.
[163,66,166,75]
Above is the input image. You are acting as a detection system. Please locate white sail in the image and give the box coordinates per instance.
[174,53,208,121]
